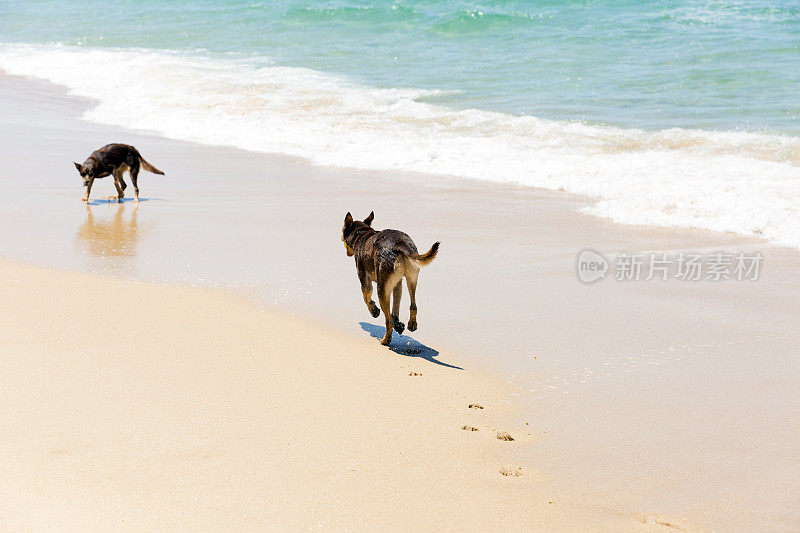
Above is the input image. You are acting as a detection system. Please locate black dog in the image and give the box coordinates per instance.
[342,211,439,345]
[74,144,164,202]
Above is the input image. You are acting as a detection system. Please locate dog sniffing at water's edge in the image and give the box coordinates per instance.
[342,211,440,346]
[74,144,164,203]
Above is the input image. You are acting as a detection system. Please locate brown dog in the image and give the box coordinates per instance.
[74,143,164,202]
[342,211,440,345]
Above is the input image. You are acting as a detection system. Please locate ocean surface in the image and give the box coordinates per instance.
[1,0,798,246]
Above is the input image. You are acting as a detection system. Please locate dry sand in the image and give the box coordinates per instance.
[0,260,676,531]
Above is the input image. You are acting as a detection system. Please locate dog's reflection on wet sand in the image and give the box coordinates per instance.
[77,203,139,257]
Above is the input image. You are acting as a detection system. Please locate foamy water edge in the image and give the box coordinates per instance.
[1,43,798,248]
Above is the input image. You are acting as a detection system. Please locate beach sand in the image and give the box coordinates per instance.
[0,259,671,531]
[1,72,799,530]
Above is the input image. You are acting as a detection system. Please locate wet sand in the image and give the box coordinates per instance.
[1,72,799,530]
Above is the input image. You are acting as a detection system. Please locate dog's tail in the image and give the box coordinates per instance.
[139,156,165,175]
[408,241,440,267]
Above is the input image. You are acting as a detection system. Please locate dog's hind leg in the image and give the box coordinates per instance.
[377,279,393,346]
[129,162,141,202]
[406,268,419,332]
[112,169,125,202]
[116,164,128,192]
[391,281,405,334]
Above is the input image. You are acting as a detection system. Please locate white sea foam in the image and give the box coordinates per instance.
[1,44,799,247]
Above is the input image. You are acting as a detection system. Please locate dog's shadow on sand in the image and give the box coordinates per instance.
[359,322,462,370]
[86,197,157,206]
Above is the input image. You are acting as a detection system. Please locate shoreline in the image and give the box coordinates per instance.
[2,44,799,249]
[2,71,800,530]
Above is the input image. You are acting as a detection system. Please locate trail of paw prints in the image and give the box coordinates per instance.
[459,403,532,476]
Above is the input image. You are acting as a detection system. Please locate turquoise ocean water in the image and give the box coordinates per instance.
[1,1,799,245]
[2,0,799,131]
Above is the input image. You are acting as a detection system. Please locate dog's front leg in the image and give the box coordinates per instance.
[362,285,380,318]
[358,265,380,318]
[82,178,94,202]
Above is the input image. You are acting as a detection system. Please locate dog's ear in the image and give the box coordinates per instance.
[73,162,82,172]
[364,211,374,226]
[344,212,353,227]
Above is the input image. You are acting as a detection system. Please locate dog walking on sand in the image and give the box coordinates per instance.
[74,143,164,203]
[342,211,439,346]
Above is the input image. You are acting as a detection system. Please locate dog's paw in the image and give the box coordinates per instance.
[380,336,392,346]
[393,320,405,334]
[370,305,380,318]
[407,319,417,332]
